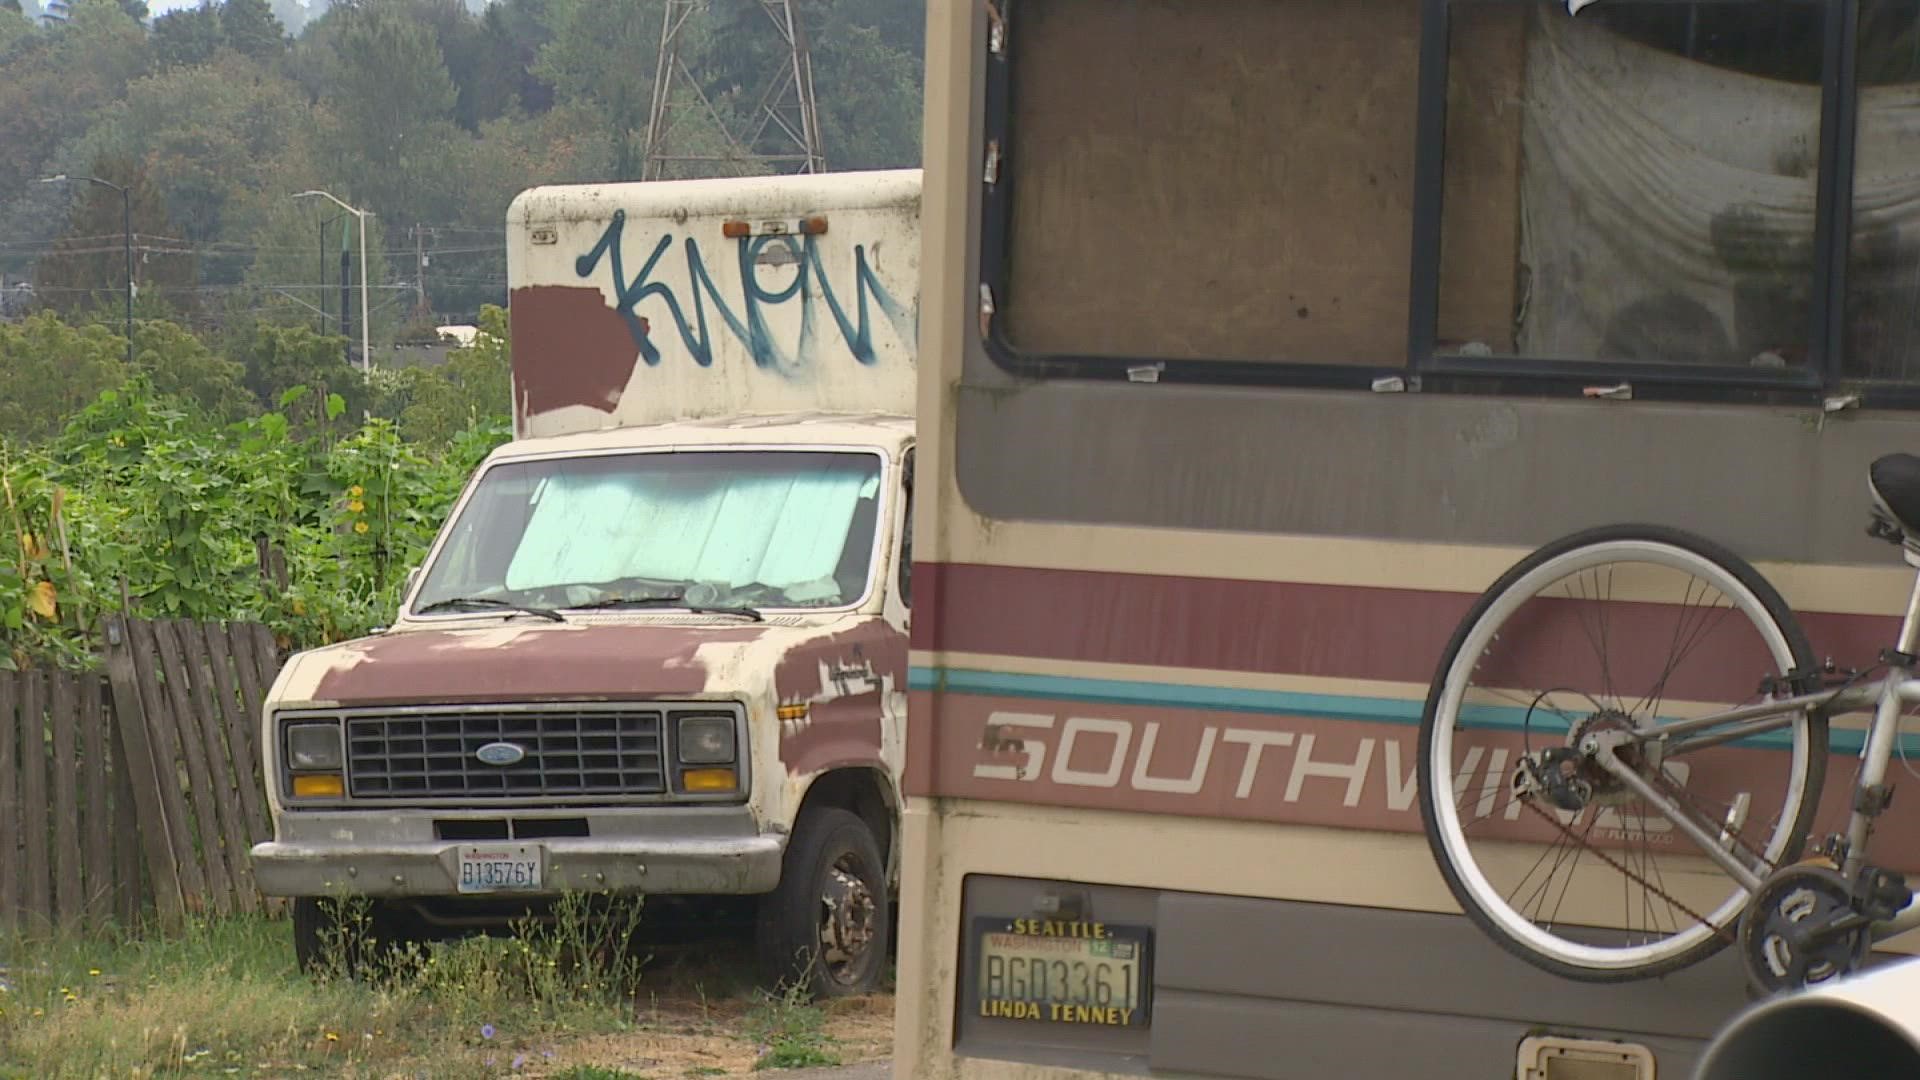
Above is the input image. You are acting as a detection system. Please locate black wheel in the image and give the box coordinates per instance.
[755,806,890,999]
[1416,523,1828,982]
[290,896,414,980]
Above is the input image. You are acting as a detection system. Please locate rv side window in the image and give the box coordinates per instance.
[1435,1,1823,373]
[1848,0,1920,381]
[980,0,1920,404]
[991,0,1421,368]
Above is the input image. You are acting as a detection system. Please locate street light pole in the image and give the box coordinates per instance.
[40,173,133,367]
[293,190,373,377]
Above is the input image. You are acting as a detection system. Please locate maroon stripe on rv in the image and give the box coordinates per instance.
[914,562,1899,692]
[903,689,1920,874]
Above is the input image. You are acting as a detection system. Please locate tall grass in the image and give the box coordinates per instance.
[0,893,647,1079]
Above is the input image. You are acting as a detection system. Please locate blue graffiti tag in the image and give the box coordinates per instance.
[573,209,915,370]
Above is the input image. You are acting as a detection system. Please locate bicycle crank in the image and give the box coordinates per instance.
[1738,864,1869,996]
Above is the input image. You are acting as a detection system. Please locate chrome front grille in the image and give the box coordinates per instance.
[345,707,667,800]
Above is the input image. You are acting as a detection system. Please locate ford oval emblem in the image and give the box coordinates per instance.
[475,741,526,767]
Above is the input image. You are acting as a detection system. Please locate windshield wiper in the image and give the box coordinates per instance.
[570,595,765,622]
[414,596,566,623]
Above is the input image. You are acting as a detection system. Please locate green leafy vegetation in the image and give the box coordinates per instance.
[0,0,922,664]
[0,306,512,669]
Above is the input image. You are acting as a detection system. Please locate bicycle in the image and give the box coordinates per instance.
[1415,452,1920,995]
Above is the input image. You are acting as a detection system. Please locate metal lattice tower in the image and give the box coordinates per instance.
[642,0,826,181]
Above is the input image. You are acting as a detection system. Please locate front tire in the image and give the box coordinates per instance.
[755,806,891,999]
[290,896,414,980]
[1416,524,1827,982]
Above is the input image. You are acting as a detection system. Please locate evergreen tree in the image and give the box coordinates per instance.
[223,0,286,59]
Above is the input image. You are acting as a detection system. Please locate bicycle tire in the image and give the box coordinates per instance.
[1416,523,1828,982]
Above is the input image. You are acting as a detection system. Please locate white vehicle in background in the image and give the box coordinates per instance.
[249,168,921,1000]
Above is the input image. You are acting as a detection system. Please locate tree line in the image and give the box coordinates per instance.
[0,0,923,343]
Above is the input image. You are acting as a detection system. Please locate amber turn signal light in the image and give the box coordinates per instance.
[291,773,345,798]
[682,768,737,792]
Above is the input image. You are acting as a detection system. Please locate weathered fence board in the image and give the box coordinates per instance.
[99,616,285,929]
[51,674,81,922]
[21,671,49,923]
[125,617,210,912]
[150,620,239,916]
[0,675,16,934]
[81,680,111,926]
[175,620,257,914]
[0,668,146,935]
[202,623,271,846]
[101,616,186,930]
[2,617,286,937]
[111,717,144,929]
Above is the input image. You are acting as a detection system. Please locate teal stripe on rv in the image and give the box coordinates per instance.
[907,665,1908,757]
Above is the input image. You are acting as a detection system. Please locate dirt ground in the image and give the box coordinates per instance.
[525,991,895,1078]
[496,933,898,1079]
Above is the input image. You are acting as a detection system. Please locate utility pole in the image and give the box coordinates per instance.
[642,0,825,179]
[339,238,352,366]
[412,224,428,317]
[295,189,373,377]
[40,173,133,366]
[317,214,332,335]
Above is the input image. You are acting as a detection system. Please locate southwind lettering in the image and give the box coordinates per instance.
[965,708,1713,842]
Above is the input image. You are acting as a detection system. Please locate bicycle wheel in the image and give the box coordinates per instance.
[1417,524,1827,982]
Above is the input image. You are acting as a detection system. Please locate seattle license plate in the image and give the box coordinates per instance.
[971,916,1153,1027]
[455,844,544,893]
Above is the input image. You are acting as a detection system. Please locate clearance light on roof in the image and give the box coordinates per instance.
[721,215,830,239]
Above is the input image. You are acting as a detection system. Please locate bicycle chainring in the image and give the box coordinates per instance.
[1738,864,1864,996]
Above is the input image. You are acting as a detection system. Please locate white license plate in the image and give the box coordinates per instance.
[455,844,544,893]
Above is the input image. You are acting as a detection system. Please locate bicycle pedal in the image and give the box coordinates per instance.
[1866,869,1913,919]
[1843,866,1914,922]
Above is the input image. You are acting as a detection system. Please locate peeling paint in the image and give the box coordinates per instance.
[260,169,919,905]
[506,169,921,439]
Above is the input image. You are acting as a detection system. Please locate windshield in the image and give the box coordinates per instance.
[411,450,887,614]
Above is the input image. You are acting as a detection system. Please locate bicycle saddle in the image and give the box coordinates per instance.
[1869,453,1920,536]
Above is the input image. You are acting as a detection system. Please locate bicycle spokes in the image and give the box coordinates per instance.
[1422,533,1821,979]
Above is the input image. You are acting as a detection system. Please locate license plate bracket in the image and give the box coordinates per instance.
[970,916,1154,1027]
[455,844,544,894]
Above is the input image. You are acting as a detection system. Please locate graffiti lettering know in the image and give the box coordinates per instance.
[574,209,914,371]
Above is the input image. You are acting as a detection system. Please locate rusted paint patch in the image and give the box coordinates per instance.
[508,284,640,418]
[305,623,763,706]
[772,620,906,775]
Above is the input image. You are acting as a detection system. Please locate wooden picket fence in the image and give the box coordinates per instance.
[0,616,287,936]
[0,669,143,935]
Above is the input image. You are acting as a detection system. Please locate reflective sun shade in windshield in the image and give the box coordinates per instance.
[413,450,885,613]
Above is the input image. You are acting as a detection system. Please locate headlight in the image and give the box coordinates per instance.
[285,722,344,771]
[677,715,735,764]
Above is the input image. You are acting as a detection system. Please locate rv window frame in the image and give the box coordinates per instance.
[975,0,1920,410]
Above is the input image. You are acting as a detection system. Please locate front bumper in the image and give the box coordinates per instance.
[249,808,786,898]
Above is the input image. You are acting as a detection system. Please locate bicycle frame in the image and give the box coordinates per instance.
[1606,562,1920,944]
